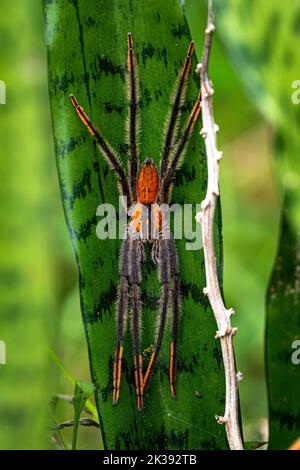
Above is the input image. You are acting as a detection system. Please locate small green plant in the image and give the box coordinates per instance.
[49,349,100,450]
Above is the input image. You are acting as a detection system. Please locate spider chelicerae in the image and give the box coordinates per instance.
[70,33,201,411]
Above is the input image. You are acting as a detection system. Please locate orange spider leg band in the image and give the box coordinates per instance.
[183,41,195,79]
[127,32,134,72]
[70,94,96,136]
[134,354,144,411]
[113,345,123,405]
[143,351,155,389]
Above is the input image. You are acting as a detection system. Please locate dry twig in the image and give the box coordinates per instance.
[196,0,244,450]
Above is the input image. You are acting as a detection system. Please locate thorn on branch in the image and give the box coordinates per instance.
[236,372,244,383]
[205,24,215,35]
[196,63,203,75]
[197,0,244,450]
[201,197,211,210]
[226,308,235,321]
[200,127,207,138]
[215,326,238,339]
[215,415,227,425]
[203,287,209,296]
[212,187,220,197]
[215,329,225,339]
[195,211,203,224]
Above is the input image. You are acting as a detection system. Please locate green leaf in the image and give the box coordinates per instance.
[44,0,230,449]
[266,205,300,449]
[72,381,95,450]
[215,0,298,128]
[48,348,99,422]
[244,441,267,451]
[48,352,99,450]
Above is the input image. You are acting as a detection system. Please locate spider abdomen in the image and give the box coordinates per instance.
[137,159,159,205]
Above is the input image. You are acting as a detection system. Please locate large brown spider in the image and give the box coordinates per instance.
[70,33,201,412]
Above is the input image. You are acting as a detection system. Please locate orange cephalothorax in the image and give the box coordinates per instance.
[152,205,163,233]
[137,159,159,205]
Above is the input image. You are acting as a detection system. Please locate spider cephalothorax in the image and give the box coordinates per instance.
[70,33,201,411]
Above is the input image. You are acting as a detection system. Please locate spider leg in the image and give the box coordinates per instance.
[70,94,131,204]
[143,239,170,391]
[113,238,130,405]
[159,91,201,203]
[160,41,195,178]
[129,239,144,411]
[168,239,181,398]
[151,240,160,265]
[126,33,140,202]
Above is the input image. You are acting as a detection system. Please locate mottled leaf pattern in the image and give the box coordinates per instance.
[44,0,228,450]
[266,205,300,449]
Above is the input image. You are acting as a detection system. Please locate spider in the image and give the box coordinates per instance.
[70,33,201,412]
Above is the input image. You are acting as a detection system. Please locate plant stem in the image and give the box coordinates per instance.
[196,0,244,450]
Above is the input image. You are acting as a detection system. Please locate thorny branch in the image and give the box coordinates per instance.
[195,0,244,450]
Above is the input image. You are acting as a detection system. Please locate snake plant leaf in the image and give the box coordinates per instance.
[214,0,300,449]
[214,0,298,128]
[266,203,300,450]
[44,0,229,450]
[244,441,267,451]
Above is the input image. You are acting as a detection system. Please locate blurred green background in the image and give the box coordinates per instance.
[0,0,284,449]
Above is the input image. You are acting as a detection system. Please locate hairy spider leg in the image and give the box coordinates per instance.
[113,238,130,405]
[127,33,140,202]
[130,239,144,411]
[160,41,195,177]
[143,239,170,392]
[70,94,131,204]
[168,239,181,397]
[159,90,202,203]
